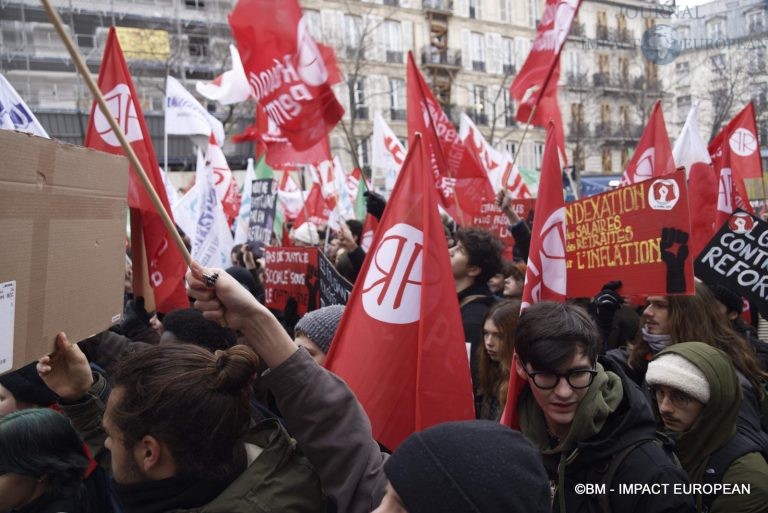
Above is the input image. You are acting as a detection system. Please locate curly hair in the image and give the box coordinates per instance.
[110,343,259,480]
[455,228,504,285]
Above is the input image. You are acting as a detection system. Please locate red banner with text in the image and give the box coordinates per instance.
[264,247,320,315]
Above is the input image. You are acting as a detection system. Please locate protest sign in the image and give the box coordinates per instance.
[565,170,694,297]
[317,251,353,307]
[247,178,277,256]
[264,247,319,315]
[0,130,127,373]
[695,211,768,318]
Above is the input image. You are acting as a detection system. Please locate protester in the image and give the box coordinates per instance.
[496,189,531,262]
[291,222,320,246]
[0,408,108,513]
[588,280,640,352]
[647,342,768,512]
[450,227,503,390]
[708,283,768,371]
[294,304,345,365]
[336,220,366,283]
[186,261,551,513]
[36,333,326,512]
[512,301,694,513]
[374,421,550,513]
[486,260,513,297]
[502,261,526,299]
[475,299,520,420]
[0,362,59,415]
[160,307,238,352]
[225,263,265,303]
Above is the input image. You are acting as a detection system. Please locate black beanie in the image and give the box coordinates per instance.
[709,284,743,314]
[384,420,551,513]
[0,362,59,407]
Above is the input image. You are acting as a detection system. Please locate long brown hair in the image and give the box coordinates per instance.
[476,299,521,410]
[630,281,767,394]
[111,343,259,480]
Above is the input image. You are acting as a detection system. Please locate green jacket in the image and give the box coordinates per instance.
[653,343,768,513]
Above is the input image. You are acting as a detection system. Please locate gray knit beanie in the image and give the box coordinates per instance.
[294,305,345,354]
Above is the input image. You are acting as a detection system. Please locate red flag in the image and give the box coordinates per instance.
[293,181,329,229]
[85,27,187,313]
[620,100,676,186]
[325,134,474,450]
[205,135,241,226]
[510,0,582,160]
[229,0,344,151]
[360,213,379,252]
[501,122,567,429]
[709,102,763,181]
[406,52,496,227]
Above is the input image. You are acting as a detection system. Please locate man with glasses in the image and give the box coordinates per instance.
[512,301,694,513]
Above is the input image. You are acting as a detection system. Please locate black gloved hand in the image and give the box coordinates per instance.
[660,227,689,294]
[364,190,387,221]
[118,296,151,340]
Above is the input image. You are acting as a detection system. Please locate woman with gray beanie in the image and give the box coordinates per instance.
[294,305,345,365]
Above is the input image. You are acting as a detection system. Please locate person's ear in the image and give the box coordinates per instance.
[728,310,739,321]
[135,435,163,473]
[467,265,481,278]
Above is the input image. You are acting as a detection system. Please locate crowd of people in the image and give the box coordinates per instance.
[1,190,768,513]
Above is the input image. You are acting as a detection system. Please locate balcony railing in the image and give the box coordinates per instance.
[465,109,488,126]
[421,46,461,67]
[570,22,586,38]
[386,50,404,64]
[346,46,365,60]
[596,24,609,40]
[567,72,589,88]
[502,63,516,75]
[569,121,590,137]
[423,0,454,13]
[749,20,765,34]
[472,60,486,72]
[383,0,399,5]
[595,122,612,137]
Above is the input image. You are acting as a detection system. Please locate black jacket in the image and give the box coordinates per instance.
[458,283,497,392]
[552,358,694,513]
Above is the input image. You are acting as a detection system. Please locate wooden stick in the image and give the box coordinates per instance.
[41,0,192,265]
[509,103,538,171]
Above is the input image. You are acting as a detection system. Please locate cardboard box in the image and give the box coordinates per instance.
[0,130,128,374]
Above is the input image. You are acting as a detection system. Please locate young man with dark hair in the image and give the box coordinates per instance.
[450,228,503,397]
[512,301,694,513]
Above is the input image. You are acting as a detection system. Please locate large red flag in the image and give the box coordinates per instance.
[500,121,567,429]
[292,181,329,229]
[85,27,187,313]
[709,102,763,181]
[511,0,581,160]
[324,134,474,450]
[673,103,718,258]
[229,0,344,151]
[620,100,676,186]
[405,52,496,227]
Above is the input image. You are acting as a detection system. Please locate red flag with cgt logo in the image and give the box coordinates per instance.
[324,134,474,450]
[85,27,188,314]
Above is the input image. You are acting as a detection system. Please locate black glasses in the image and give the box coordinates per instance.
[523,367,597,390]
[650,386,693,409]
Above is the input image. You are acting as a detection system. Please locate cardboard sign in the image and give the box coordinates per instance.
[0,130,128,373]
[695,211,768,318]
[264,247,320,315]
[318,250,353,307]
[247,178,277,256]
[566,170,694,297]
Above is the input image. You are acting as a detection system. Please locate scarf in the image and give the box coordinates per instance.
[642,327,672,354]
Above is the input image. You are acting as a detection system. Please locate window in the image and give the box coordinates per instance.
[349,78,367,120]
[596,11,608,39]
[678,25,690,40]
[675,61,689,75]
[304,10,321,41]
[389,78,406,121]
[188,35,209,58]
[357,138,370,166]
[619,105,630,129]
[602,148,613,174]
[748,10,765,33]
[710,53,726,71]
[707,19,725,40]
[749,50,766,73]
[499,0,512,23]
[504,90,515,127]
[383,20,403,63]
[619,56,629,83]
[598,54,609,74]
[469,0,481,19]
[503,140,516,157]
[344,15,362,58]
[528,0,539,28]
[185,0,205,8]
[502,37,515,74]
[677,95,692,112]
[472,85,488,125]
[471,32,485,71]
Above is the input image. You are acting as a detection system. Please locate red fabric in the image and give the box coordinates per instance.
[206,134,241,226]
[406,52,496,227]
[84,27,187,313]
[620,100,676,186]
[687,161,719,259]
[293,181,329,228]
[500,122,567,429]
[709,102,763,181]
[324,134,474,450]
[229,0,344,151]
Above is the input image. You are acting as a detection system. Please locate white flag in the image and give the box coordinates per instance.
[165,76,225,145]
[171,149,206,238]
[672,102,712,179]
[459,112,531,199]
[233,157,256,245]
[0,74,49,138]
[192,149,234,269]
[159,166,180,208]
[195,44,252,105]
[371,111,405,193]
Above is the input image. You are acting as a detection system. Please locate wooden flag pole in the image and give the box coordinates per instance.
[41,0,192,265]
[509,103,539,171]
